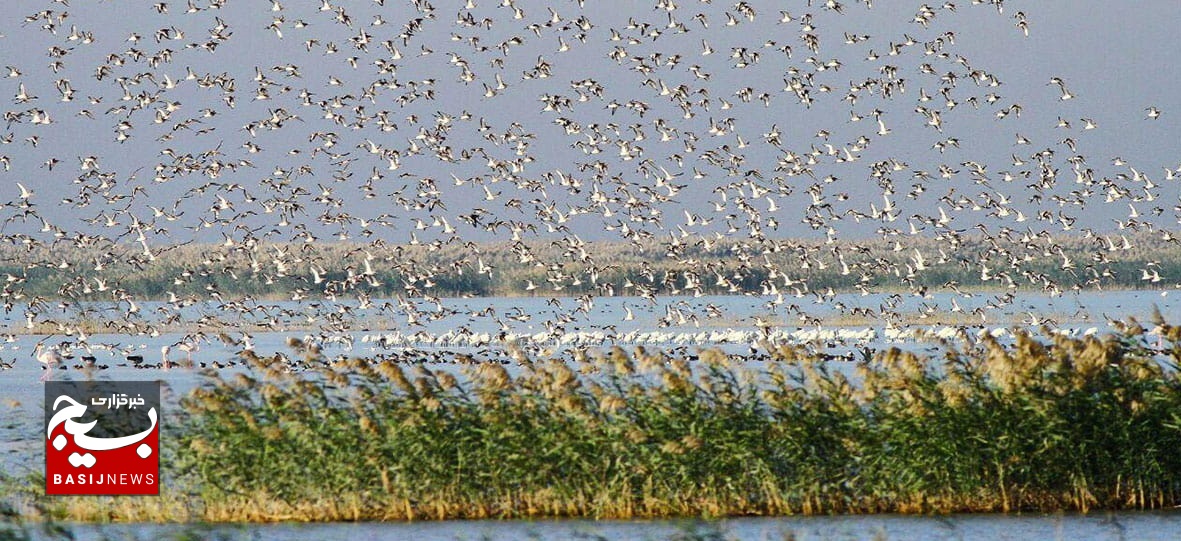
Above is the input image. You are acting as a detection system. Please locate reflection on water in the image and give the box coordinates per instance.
[31,512,1181,541]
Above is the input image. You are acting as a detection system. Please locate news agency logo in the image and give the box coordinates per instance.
[45,381,160,495]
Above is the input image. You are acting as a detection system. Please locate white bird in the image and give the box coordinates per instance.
[1048,77,1072,100]
[35,342,63,381]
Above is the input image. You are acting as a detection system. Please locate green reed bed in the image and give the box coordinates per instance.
[26,317,1181,522]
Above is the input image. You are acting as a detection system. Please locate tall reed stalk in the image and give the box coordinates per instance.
[30,315,1181,522]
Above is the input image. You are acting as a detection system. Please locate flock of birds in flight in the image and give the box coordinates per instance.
[0,0,1178,375]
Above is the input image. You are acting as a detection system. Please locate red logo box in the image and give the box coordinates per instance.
[45,381,160,495]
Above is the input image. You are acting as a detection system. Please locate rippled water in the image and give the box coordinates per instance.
[16,512,1180,540]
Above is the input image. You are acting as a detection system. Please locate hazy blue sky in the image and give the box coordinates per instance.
[1,0,1179,245]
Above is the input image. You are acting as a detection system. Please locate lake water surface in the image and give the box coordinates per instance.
[24,512,1181,540]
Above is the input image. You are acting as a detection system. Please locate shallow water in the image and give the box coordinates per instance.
[17,512,1181,540]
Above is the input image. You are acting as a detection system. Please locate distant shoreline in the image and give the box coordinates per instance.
[1,232,1178,302]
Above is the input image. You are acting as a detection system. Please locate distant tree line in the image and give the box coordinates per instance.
[0,231,1177,302]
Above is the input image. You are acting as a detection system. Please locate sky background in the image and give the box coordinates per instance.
[1,0,1180,246]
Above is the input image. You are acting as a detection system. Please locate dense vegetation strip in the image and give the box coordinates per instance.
[8,316,1181,522]
[2,232,1180,301]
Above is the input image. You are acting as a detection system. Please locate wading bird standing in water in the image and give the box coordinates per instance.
[35,342,63,381]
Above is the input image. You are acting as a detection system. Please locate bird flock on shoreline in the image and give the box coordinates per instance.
[0,0,1179,372]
